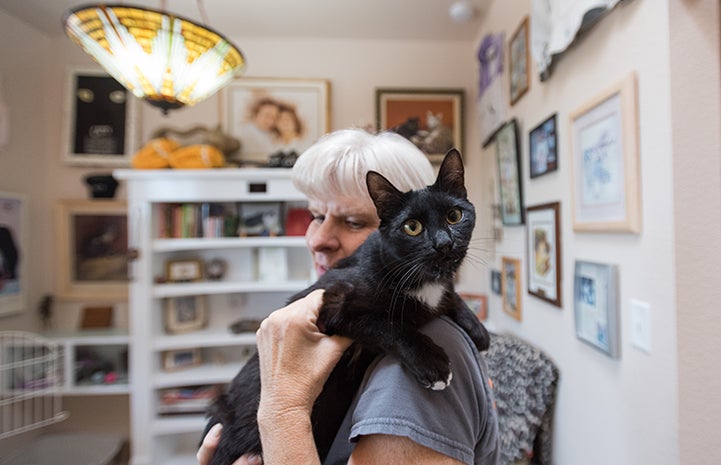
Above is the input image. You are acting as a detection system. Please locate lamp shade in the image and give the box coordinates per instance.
[63,4,246,113]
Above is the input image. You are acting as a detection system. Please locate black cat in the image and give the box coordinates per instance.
[204,149,490,465]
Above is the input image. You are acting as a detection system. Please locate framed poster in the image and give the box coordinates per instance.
[501,257,522,321]
[376,88,464,163]
[222,77,330,164]
[569,73,640,232]
[509,16,530,105]
[0,192,26,317]
[529,113,558,178]
[526,202,562,307]
[574,260,620,359]
[62,69,138,166]
[55,200,128,300]
[477,32,508,146]
[496,119,524,225]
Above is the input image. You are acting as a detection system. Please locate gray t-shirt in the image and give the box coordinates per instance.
[324,316,500,465]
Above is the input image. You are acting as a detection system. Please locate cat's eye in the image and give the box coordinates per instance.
[403,219,423,236]
[446,208,463,225]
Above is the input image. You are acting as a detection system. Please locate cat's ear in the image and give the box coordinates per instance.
[435,148,467,199]
[366,171,404,220]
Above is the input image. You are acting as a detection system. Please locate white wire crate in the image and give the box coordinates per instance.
[0,331,68,439]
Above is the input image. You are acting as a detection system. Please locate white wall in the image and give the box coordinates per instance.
[474,1,680,464]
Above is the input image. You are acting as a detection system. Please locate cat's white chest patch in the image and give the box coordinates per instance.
[407,283,446,309]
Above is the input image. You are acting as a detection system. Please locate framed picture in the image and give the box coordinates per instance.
[509,16,530,105]
[459,293,488,321]
[490,270,502,295]
[496,119,524,225]
[62,69,138,167]
[55,200,128,301]
[477,32,508,146]
[529,113,558,178]
[222,77,330,164]
[166,259,204,283]
[164,295,207,334]
[162,348,202,371]
[569,72,641,232]
[0,192,27,317]
[501,257,522,321]
[375,88,464,163]
[526,202,562,307]
[574,260,620,358]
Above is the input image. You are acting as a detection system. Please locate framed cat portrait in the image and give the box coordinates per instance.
[375,88,464,163]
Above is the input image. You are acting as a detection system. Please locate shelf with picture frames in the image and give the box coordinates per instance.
[114,167,314,465]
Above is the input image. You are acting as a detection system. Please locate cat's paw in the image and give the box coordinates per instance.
[430,370,453,391]
[318,282,354,334]
[413,357,452,390]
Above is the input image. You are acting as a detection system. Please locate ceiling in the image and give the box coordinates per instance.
[0,0,489,41]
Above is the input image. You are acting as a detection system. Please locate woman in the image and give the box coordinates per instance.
[198,129,499,465]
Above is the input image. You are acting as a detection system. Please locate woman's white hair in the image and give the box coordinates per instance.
[292,129,435,200]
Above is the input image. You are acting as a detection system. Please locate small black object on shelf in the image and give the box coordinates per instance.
[84,173,119,199]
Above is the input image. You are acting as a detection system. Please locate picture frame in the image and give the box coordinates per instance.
[501,257,522,321]
[478,32,508,146]
[375,88,464,163]
[162,348,202,371]
[166,259,204,283]
[459,293,488,321]
[529,113,558,178]
[573,260,620,359]
[509,16,530,105]
[490,270,502,295]
[569,72,641,233]
[62,68,138,167]
[0,192,27,317]
[164,295,208,334]
[55,200,128,301]
[222,77,330,164]
[526,202,562,307]
[496,119,524,225]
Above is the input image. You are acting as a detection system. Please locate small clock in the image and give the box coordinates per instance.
[205,258,228,281]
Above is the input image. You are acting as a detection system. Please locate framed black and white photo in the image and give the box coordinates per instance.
[529,113,558,178]
[526,202,562,307]
[62,69,138,166]
[164,295,207,334]
[490,269,502,295]
[574,260,620,358]
[496,120,524,225]
[0,192,26,317]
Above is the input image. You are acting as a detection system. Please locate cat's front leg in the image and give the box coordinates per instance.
[388,332,452,390]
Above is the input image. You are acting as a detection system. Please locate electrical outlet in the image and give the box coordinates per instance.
[630,299,652,354]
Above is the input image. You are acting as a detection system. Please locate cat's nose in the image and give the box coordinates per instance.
[433,230,453,254]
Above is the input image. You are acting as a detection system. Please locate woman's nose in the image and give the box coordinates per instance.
[307,219,340,252]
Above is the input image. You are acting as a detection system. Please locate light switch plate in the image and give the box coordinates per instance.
[630,299,652,353]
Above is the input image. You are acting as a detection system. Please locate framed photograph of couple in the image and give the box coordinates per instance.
[62,68,139,167]
[569,72,641,233]
[573,260,620,359]
[222,77,330,165]
[529,113,558,178]
[526,202,561,307]
[0,192,26,317]
[55,200,128,301]
[375,88,464,163]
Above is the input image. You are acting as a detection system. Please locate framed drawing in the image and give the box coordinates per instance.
[573,260,620,359]
[222,77,330,164]
[162,348,202,371]
[376,88,464,163]
[569,72,640,232]
[0,192,27,317]
[62,69,138,167]
[529,113,558,178]
[164,295,207,334]
[477,32,508,146]
[501,257,522,321]
[459,293,488,321]
[526,202,562,307]
[496,119,524,225]
[56,200,128,300]
[509,16,530,105]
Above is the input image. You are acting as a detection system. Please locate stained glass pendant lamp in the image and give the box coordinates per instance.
[63,3,246,114]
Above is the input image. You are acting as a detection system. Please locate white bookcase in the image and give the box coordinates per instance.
[114,168,312,465]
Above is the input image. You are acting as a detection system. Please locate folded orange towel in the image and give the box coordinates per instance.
[168,144,225,169]
[131,138,180,169]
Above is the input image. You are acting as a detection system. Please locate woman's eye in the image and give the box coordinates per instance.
[311,214,325,223]
[446,208,463,225]
[403,219,423,236]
